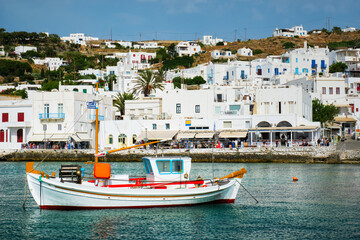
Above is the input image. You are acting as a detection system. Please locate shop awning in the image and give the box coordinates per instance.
[334,117,357,122]
[195,132,214,139]
[138,130,178,140]
[47,134,69,141]
[218,131,248,138]
[28,134,44,142]
[72,132,91,142]
[176,132,196,139]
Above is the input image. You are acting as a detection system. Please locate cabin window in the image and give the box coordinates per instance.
[156,160,171,174]
[172,160,183,173]
[143,159,153,174]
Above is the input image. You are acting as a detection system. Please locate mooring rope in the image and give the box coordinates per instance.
[22,108,90,210]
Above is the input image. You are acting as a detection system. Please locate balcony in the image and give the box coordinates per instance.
[89,114,104,121]
[321,64,327,69]
[39,113,65,120]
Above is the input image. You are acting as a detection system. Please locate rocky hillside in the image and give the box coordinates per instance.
[193,31,360,65]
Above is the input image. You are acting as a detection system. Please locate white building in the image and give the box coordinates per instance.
[201,36,226,46]
[0,46,5,56]
[329,49,360,67]
[14,46,37,56]
[0,99,33,149]
[133,42,161,49]
[29,90,113,148]
[79,68,106,80]
[282,41,329,76]
[33,57,63,71]
[118,41,132,48]
[255,85,312,122]
[273,25,308,37]
[342,27,357,32]
[211,50,233,59]
[61,33,99,46]
[237,47,253,57]
[176,41,202,56]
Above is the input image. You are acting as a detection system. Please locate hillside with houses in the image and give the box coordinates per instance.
[0,26,360,154]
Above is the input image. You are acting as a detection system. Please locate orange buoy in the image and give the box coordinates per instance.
[292,177,298,182]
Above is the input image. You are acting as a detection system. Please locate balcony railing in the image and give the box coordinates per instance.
[39,113,65,120]
[89,114,104,121]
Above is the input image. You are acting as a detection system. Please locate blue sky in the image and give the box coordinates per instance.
[0,0,359,41]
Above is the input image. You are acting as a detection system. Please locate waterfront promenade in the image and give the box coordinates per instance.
[1,141,360,163]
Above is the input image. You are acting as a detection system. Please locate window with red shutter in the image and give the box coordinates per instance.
[17,129,23,143]
[0,130,4,142]
[2,113,8,122]
[18,112,24,122]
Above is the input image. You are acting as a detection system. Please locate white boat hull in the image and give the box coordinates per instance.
[27,173,241,209]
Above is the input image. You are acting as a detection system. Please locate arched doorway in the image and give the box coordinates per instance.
[118,134,127,148]
[17,129,23,143]
[277,121,292,127]
[257,121,271,127]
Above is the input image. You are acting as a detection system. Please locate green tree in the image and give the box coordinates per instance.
[133,69,165,97]
[253,49,263,55]
[216,42,225,46]
[332,26,342,34]
[329,62,348,73]
[312,99,339,127]
[283,42,295,49]
[113,92,138,115]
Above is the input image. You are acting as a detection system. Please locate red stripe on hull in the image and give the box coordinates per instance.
[40,199,235,210]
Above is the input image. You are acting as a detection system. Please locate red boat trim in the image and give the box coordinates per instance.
[103,180,205,188]
[39,199,235,210]
[54,183,222,198]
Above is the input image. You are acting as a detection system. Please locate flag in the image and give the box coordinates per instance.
[94,152,106,157]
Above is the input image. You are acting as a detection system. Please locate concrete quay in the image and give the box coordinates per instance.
[1,145,360,164]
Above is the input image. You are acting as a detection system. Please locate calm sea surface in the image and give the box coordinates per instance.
[1,161,359,240]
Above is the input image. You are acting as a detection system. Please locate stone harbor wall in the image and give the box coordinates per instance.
[1,146,360,164]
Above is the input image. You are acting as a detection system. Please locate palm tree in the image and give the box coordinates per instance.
[113,92,138,116]
[156,68,166,82]
[133,69,165,97]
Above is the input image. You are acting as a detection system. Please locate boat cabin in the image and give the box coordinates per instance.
[142,157,192,182]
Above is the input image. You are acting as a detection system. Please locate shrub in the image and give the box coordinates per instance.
[253,49,263,55]
[283,42,295,49]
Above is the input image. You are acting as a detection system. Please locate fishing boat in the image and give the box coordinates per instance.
[25,82,247,209]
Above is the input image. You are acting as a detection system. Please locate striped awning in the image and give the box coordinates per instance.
[218,131,248,139]
[334,117,357,122]
[177,132,196,139]
[28,134,44,142]
[138,130,178,140]
[195,132,214,139]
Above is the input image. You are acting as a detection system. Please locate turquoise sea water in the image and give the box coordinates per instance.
[1,161,360,240]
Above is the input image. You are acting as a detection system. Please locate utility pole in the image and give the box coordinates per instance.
[234,29,237,42]
[327,17,331,31]
[111,28,112,41]
[195,32,197,41]
[244,28,247,41]
[139,32,141,41]
[155,32,157,41]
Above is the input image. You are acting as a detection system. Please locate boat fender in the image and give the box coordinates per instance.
[38,175,42,182]
[95,179,99,186]
[184,173,189,179]
[202,185,208,188]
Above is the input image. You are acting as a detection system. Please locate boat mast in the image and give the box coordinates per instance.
[95,80,99,163]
